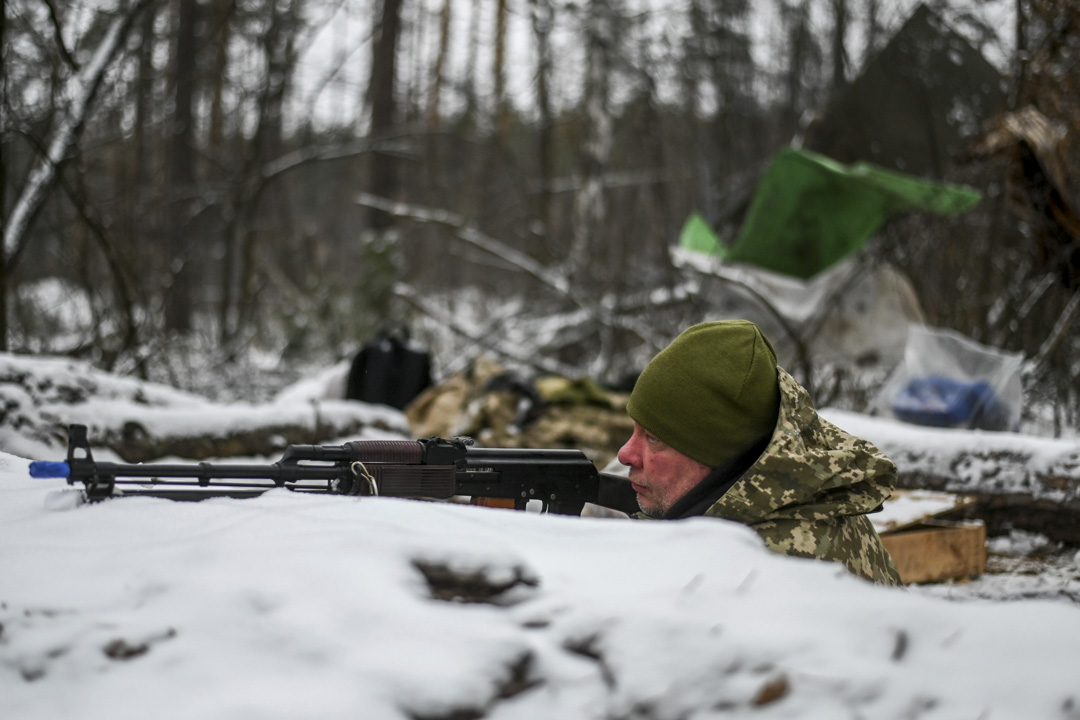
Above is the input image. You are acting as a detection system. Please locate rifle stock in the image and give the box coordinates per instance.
[29,424,639,516]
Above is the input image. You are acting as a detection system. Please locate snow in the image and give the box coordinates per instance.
[918,540,1080,606]
[4,468,1080,719]
[3,357,1080,718]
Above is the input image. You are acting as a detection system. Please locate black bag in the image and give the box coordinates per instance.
[345,328,433,410]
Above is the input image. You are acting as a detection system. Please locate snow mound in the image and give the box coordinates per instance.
[2,456,1079,720]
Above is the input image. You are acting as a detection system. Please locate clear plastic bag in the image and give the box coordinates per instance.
[872,325,1023,431]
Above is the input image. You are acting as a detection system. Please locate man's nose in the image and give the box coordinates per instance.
[617,435,640,467]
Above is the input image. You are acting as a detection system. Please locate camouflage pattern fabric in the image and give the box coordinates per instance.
[705,369,903,585]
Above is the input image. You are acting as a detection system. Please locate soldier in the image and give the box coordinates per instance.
[618,320,902,585]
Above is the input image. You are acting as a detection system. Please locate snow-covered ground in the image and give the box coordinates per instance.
[2,351,1080,718]
[4,460,1080,719]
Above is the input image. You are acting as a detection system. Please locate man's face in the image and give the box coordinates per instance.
[617,422,712,517]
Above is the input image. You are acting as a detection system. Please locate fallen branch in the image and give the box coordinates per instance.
[394,284,580,377]
[355,193,667,352]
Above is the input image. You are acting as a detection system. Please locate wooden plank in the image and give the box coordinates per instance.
[880,520,987,585]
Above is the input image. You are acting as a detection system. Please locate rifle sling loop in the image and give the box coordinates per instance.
[351,461,379,496]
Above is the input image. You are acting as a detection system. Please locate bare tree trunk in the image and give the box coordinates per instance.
[1011,0,1027,109]
[134,3,156,193]
[830,0,848,95]
[126,2,157,344]
[634,62,671,272]
[164,0,199,333]
[232,0,301,342]
[779,0,818,137]
[493,0,509,143]
[530,0,555,252]
[0,0,7,351]
[457,0,484,262]
[570,1,617,291]
[207,0,234,151]
[464,0,481,117]
[712,0,754,152]
[863,0,881,62]
[211,0,238,344]
[368,0,404,231]
[426,0,452,129]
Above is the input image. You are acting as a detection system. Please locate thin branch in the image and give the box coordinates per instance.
[357,191,570,294]
[261,139,383,183]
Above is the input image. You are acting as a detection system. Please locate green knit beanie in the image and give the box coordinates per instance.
[626,320,781,468]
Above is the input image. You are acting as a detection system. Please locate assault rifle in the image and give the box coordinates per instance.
[29,424,640,516]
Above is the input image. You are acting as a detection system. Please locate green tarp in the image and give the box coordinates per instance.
[679,147,982,279]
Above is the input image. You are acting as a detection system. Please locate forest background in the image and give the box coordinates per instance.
[2,0,1079,435]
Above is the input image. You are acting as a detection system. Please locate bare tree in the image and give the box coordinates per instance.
[426,0,452,129]
[830,0,849,94]
[529,0,555,246]
[493,0,509,143]
[224,0,305,343]
[0,0,8,351]
[1,0,152,347]
[684,0,756,213]
[207,0,235,152]
[133,2,158,207]
[367,0,405,231]
[569,0,620,290]
[164,0,199,333]
[778,0,823,137]
[863,0,882,62]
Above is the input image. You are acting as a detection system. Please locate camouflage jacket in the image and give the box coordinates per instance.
[701,369,902,585]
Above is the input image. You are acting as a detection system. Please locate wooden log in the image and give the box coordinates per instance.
[105,410,407,463]
[880,520,988,584]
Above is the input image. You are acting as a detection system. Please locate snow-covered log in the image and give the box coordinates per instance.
[0,353,410,462]
[826,410,1080,543]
